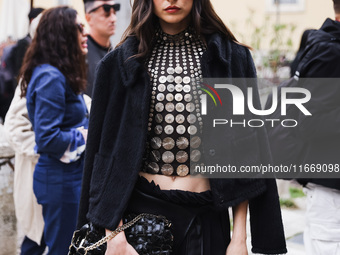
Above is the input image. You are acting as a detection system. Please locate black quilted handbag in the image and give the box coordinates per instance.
[68,213,173,255]
[124,214,173,255]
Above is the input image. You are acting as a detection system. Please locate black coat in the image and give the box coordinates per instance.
[296,19,340,190]
[78,33,287,254]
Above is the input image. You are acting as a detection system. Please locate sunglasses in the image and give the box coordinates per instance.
[88,3,120,15]
[77,22,85,34]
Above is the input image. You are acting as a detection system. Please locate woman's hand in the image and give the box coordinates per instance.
[104,228,138,255]
[226,238,248,255]
[226,200,249,255]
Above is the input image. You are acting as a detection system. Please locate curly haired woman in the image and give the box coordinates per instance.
[20,6,89,255]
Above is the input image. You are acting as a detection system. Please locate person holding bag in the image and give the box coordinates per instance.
[76,1,287,254]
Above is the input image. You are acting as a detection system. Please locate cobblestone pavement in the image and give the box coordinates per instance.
[0,125,17,255]
[0,163,17,255]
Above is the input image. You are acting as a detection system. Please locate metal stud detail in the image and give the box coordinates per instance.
[167,67,175,74]
[176,151,188,163]
[175,103,184,112]
[155,114,163,123]
[175,114,185,124]
[157,93,165,101]
[167,84,175,92]
[175,84,183,92]
[186,103,195,112]
[165,103,175,112]
[166,93,174,101]
[154,125,163,135]
[158,84,166,92]
[188,125,197,135]
[191,150,201,162]
[183,85,191,92]
[183,76,190,84]
[165,114,174,124]
[162,151,174,163]
[163,137,175,150]
[147,162,159,174]
[164,125,174,135]
[175,93,183,101]
[155,103,164,112]
[176,125,186,134]
[167,75,175,83]
[177,165,189,176]
[175,66,183,74]
[184,94,192,102]
[151,150,161,162]
[144,28,207,176]
[151,137,162,149]
[161,164,174,175]
[175,76,183,84]
[177,137,189,149]
[190,136,201,149]
[187,114,196,124]
[159,76,167,83]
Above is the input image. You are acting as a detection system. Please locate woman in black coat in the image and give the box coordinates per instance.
[77,0,287,254]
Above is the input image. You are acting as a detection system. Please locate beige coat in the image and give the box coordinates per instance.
[4,85,43,244]
[4,85,91,244]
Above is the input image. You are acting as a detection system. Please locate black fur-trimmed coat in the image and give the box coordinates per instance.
[77,33,287,254]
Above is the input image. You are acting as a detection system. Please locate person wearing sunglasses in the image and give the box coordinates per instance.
[83,0,120,97]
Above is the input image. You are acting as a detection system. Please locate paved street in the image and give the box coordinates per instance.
[282,206,306,255]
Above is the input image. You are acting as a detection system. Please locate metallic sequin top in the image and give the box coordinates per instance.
[142,27,206,177]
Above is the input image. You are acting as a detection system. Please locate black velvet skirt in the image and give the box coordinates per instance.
[125,176,231,255]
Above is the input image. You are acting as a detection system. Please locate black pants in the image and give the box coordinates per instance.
[125,177,231,255]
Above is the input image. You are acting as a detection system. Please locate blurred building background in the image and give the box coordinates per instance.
[0,0,336,80]
[0,0,335,49]
[212,0,335,81]
[214,0,334,50]
[0,0,131,46]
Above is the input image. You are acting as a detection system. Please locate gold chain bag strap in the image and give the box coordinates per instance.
[68,213,173,255]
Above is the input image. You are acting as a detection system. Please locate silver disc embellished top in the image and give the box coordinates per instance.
[142,27,206,177]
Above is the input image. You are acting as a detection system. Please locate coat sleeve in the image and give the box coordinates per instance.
[31,70,85,162]
[245,47,273,165]
[249,180,287,254]
[297,43,340,140]
[244,48,287,254]
[4,84,37,159]
[77,59,110,228]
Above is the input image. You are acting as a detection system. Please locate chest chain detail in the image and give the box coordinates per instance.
[142,28,206,177]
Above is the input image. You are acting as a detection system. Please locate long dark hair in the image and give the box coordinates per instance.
[20,6,86,96]
[117,0,242,59]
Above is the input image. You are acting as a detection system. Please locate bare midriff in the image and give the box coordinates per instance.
[139,172,210,192]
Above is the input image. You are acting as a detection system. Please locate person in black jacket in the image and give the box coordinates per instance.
[289,29,313,77]
[294,0,340,254]
[83,0,119,97]
[77,0,287,254]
